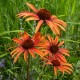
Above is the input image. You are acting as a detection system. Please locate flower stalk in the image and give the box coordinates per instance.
[27,53,30,80]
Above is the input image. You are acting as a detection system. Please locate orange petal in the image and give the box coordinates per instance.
[23,31,30,41]
[47,35,53,43]
[60,66,71,74]
[54,36,59,45]
[28,49,36,58]
[12,38,22,44]
[59,48,69,56]
[60,48,69,53]
[52,23,60,35]
[32,32,41,46]
[59,49,70,56]
[33,48,44,57]
[26,3,38,12]
[63,66,73,72]
[58,41,64,47]
[11,48,19,55]
[35,20,44,33]
[54,23,66,31]
[58,66,64,75]
[46,20,60,35]
[55,53,67,62]
[17,12,38,18]
[54,19,67,27]
[51,15,57,19]
[24,50,28,62]
[12,48,24,58]
[62,63,73,68]
[54,67,57,75]
[13,50,24,63]
[46,61,52,65]
[25,17,39,21]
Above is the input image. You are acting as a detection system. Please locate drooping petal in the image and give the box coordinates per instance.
[26,3,38,13]
[32,48,44,57]
[25,17,39,21]
[35,20,44,33]
[12,38,22,44]
[63,66,73,72]
[59,48,69,53]
[58,66,65,74]
[62,63,73,68]
[59,49,70,56]
[11,48,18,55]
[54,67,57,75]
[54,23,66,31]
[55,53,67,62]
[52,22,60,35]
[12,48,24,58]
[28,49,35,58]
[59,48,69,57]
[54,19,67,27]
[46,20,60,35]
[24,50,28,61]
[13,49,24,63]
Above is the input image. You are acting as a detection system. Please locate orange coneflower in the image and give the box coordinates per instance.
[44,56,73,75]
[17,3,66,35]
[40,35,70,62]
[11,31,45,63]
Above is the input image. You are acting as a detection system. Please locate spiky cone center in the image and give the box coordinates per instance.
[52,60,60,66]
[37,9,51,20]
[22,38,34,49]
[50,44,59,54]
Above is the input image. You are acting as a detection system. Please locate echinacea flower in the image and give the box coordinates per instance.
[44,56,73,75]
[40,35,70,62]
[11,31,45,63]
[17,3,66,35]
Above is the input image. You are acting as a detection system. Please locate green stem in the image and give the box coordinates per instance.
[27,53,30,80]
[52,67,54,80]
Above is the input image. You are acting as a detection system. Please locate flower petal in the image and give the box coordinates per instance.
[12,38,22,44]
[13,49,24,63]
[24,50,28,62]
[58,41,64,47]
[25,17,39,21]
[46,20,60,35]
[47,35,53,43]
[54,36,59,45]
[17,12,38,18]
[54,67,57,75]
[28,49,36,58]
[55,53,67,62]
[54,19,67,27]
[35,20,44,33]
[54,23,66,31]
[51,15,57,19]
[63,66,73,72]
[26,3,38,12]
[12,48,24,58]
[32,48,44,57]
[11,48,19,55]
